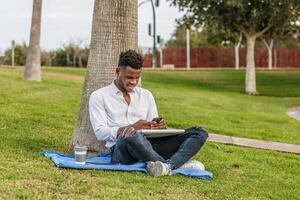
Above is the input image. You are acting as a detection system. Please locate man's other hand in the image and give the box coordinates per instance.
[132,120,152,130]
[122,127,136,138]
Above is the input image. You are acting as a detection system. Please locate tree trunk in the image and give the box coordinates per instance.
[78,56,83,68]
[70,0,138,152]
[66,53,70,66]
[24,0,42,81]
[234,45,239,70]
[11,40,15,66]
[49,58,52,66]
[234,34,242,70]
[262,39,274,70]
[268,47,272,70]
[73,54,76,67]
[245,35,258,95]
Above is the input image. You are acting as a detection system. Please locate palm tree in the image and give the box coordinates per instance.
[70,0,138,152]
[24,0,42,81]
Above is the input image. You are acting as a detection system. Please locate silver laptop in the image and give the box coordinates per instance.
[137,128,185,138]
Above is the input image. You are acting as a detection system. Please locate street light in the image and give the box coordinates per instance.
[139,0,159,68]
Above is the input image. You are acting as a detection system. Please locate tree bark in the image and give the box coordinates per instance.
[78,56,83,68]
[11,40,15,67]
[245,35,258,95]
[234,34,242,70]
[70,0,138,152]
[262,39,274,70]
[73,54,76,67]
[234,45,239,69]
[239,24,271,95]
[66,53,70,66]
[24,0,42,81]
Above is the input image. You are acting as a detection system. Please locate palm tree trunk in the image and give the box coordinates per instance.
[24,0,42,81]
[70,0,138,152]
[245,35,258,95]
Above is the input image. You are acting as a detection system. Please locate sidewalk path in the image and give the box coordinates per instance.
[208,133,300,154]
[287,106,300,122]
[206,106,300,154]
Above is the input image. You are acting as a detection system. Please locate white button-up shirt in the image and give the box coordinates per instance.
[89,81,159,148]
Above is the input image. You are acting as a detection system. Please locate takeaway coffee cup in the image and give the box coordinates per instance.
[74,145,88,164]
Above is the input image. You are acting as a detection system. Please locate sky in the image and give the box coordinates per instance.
[0,0,184,52]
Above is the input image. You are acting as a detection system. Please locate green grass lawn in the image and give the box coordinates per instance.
[143,70,300,145]
[0,66,300,199]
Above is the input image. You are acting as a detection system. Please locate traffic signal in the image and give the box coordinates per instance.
[157,35,161,44]
[155,0,159,7]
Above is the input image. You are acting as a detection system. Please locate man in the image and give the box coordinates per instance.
[89,50,208,177]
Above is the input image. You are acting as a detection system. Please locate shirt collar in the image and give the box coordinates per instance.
[111,80,136,94]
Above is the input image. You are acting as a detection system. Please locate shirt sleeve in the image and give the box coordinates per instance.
[89,92,119,143]
[146,91,159,121]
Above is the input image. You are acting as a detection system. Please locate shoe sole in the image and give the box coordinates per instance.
[147,161,164,177]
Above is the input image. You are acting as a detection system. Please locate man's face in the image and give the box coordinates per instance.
[116,66,141,93]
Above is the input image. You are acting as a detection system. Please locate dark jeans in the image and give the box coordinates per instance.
[111,126,208,169]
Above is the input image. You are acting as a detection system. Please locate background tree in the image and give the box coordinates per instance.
[24,0,42,81]
[70,0,138,152]
[3,42,27,66]
[166,23,224,48]
[63,43,76,66]
[171,0,300,95]
[77,46,89,68]
[277,33,300,48]
[216,29,243,70]
[166,23,244,69]
[261,18,300,69]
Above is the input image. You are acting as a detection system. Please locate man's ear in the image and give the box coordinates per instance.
[116,67,120,76]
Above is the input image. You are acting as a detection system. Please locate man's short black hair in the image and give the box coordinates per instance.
[118,49,143,69]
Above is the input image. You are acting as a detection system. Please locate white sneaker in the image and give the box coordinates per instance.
[179,160,205,170]
[147,161,172,177]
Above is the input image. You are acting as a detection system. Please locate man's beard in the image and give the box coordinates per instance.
[119,78,131,93]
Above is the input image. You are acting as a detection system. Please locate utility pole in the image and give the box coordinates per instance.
[140,0,159,69]
[11,40,15,66]
[150,0,157,68]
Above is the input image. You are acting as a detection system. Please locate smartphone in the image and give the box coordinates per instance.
[152,117,162,123]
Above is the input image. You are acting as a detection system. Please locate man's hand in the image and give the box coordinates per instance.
[117,120,151,138]
[118,126,136,138]
[117,119,166,138]
[151,118,166,129]
[132,119,152,130]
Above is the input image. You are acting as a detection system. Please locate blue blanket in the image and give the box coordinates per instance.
[42,150,213,180]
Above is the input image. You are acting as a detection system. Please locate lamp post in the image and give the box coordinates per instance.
[139,0,159,68]
[150,0,157,68]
